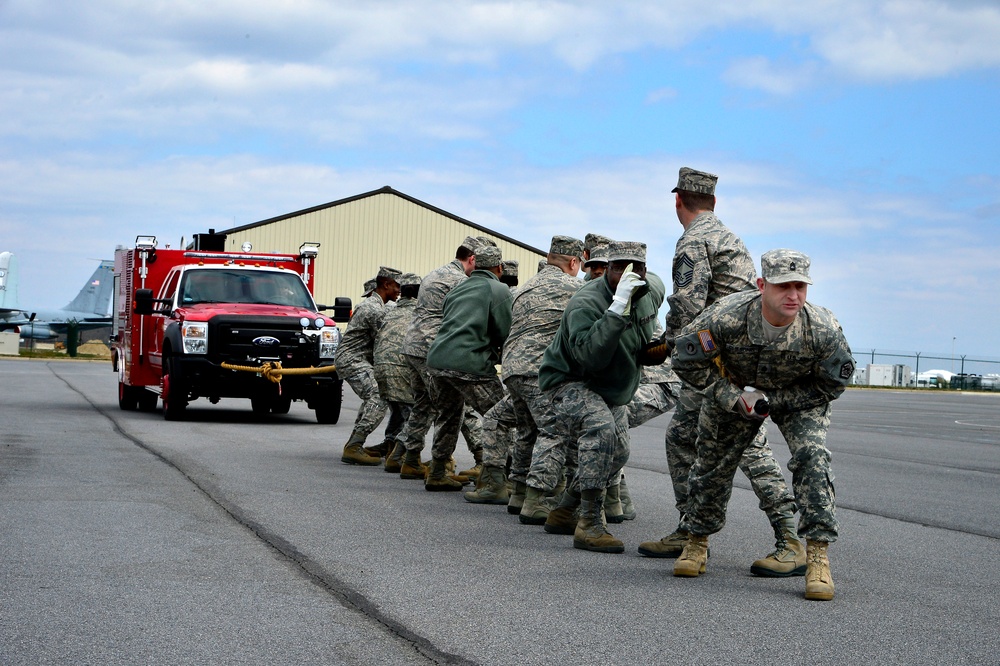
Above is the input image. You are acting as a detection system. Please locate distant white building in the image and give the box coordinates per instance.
[860,364,911,387]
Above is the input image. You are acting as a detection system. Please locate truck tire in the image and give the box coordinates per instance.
[118,381,139,411]
[314,382,343,424]
[162,356,188,421]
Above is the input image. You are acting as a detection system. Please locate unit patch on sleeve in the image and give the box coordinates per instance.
[673,253,695,288]
[840,360,855,379]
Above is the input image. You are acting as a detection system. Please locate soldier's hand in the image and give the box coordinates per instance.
[733,387,769,420]
[609,264,646,317]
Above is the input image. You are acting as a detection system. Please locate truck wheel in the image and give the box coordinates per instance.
[137,390,159,412]
[162,357,188,421]
[314,382,343,424]
[118,381,139,411]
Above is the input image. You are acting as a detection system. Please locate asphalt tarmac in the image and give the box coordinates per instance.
[1,358,998,665]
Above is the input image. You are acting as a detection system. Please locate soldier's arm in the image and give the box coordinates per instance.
[665,240,711,338]
[767,325,854,414]
[566,304,627,373]
[670,311,725,392]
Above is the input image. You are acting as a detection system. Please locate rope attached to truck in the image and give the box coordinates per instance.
[220,361,338,384]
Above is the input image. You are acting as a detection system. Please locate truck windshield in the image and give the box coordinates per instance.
[179,269,315,309]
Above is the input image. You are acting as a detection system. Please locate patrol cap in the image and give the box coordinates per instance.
[363,278,377,294]
[584,242,610,267]
[584,233,613,252]
[502,260,519,277]
[607,240,646,264]
[460,236,483,252]
[397,272,422,287]
[761,249,813,285]
[549,235,584,257]
[377,266,402,280]
[476,236,498,248]
[537,259,548,272]
[475,245,503,268]
[672,167,718,195]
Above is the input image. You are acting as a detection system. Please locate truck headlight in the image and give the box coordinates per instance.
[319,326,341,359]
[181,322,208,354]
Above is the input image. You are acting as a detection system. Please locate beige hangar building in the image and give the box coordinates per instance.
[219,186,547,313]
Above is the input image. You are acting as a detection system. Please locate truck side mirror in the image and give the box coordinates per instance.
[332,296,352,323]
[133,289,154,315]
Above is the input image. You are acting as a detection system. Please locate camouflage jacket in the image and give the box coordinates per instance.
[334,294,387,374]
[666,211,757,340]
[427,270,513,378]
[374,297,417,404]
[400,259,467,359]
[672,290,855,416]
[501,265,582,380]
[539,272,666,406]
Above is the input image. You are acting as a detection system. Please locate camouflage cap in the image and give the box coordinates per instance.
[761,249,813,285]
[377,266,402,280]
[537,259,548,272]
[549,234,584,257]
[584,242,610,266]
[475,245,503,268]
[502,259,519,277]
[460,236,483,252]
[671,167,718,195]
[363,278,377,294]
[584,233,613,252]
[476,236,498,248]
[607,240,647,264]
[397,272,422,287]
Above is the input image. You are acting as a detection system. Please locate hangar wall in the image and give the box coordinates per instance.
[220,186,546,311]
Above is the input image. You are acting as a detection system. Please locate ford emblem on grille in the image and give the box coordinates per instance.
[252,336,281,348]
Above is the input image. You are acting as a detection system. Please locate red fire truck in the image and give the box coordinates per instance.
[111,231,351,422]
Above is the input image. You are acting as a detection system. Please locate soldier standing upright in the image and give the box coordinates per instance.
[639,167,805,578]
[671,249,854,601]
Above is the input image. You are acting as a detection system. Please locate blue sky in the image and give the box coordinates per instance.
[2,1,999,373]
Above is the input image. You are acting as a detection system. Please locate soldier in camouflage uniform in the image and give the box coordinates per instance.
[639,167,804,579]
[373,273,422,473]
[538,240,665,553]
[582,233,613,281]
[335,266,402,465]
[671,249,854,601]
[425,245,513,491]
[467,236,584,513]
[396,237,489,480]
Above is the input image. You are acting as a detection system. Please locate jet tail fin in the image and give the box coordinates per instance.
[0,251,19,312]
[63,260,115,316]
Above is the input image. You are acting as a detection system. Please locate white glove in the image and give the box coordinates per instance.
[733,387,769,421]
[608,264,646,317]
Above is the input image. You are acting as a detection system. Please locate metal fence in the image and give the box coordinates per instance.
[855,349,1000,390]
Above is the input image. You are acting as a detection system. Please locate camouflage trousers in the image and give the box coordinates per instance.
[666,385,796,527]
[481,392,516,469]
[507,375,567,487]
[385,401,412,444]
[627,383,679,428]
[681,399,837,542]
[397,355,485,455]
[341,364,388,441]
[429,371,505,461]
[540,382,629,492]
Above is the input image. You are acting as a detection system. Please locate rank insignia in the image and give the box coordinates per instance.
[840,360,855,379]
[674,253,695,288]
[698,329,716,353]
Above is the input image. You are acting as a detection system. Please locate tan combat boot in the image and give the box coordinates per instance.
[341,434,381,466]
[425,458,464,492]
[751,516,807,577]
[573,489,624,553]
[507,481,527,515]
[463,466,509,504]
[543,488,581,535]
[518,486,550,525]
[399,449,428,480]
[603,483,626,524]
[618,475,636,520]
[804,540,835,601]
[362,439,390,459]
[384,441,405,474]
[458,448,484,481]
[673,534,709,577]
[638,529,688,558]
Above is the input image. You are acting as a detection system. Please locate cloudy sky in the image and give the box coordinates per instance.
[2,0,998,372]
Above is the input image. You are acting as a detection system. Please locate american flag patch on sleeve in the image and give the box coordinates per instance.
[698,329,716,352]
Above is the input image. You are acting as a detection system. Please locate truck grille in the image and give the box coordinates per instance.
[208,315,318,366]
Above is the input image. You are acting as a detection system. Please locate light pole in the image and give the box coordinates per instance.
[951,337,956,374]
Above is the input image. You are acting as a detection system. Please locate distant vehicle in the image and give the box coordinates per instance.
[915,369,954,388]
[0,251,114,340]
[112,233,352,422]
